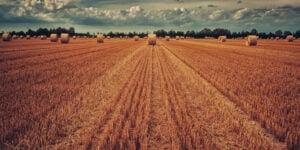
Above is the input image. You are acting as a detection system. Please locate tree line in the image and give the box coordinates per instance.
[1,27,300,39]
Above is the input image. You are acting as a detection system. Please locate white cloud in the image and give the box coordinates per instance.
[127,5,144,17]
[209,10,224,20]
[233,8,249,20]
[173,7,188,13]
[32,12,56,21]
[44,0,65,10]
[1,0,299,32]
[10,7,27,17]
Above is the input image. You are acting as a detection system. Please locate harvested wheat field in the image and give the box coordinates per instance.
[0,38,299,150]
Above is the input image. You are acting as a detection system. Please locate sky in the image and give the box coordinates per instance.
[0,0,299,33]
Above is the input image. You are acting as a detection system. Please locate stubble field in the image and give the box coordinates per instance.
[0,38,299,149]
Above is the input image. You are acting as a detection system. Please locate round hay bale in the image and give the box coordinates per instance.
[286,35,294,42]
[60,33,70,44]
[134,36,139,41]
[218,36,227,42]
[50,34,58,42]
[12,35,18,40]
[73,36,76,40]
[275,37,280,40]
[165,36,170,41]
[107,36,110,39]
[148,34,157,45]
[176,36,179,40]
[26,35,31,40]
[180,36,185,40]
[245,35,258,46]
[40,35,47,40]
[97,34,105,43]
[2,33,12,41]
[20,35,24,39]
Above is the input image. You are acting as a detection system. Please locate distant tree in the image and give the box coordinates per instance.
[154,29,167,37]
[195,31,204,38]
[3,27,300,40]
[176,31,184,36]
[185,30,196,38]
[26,29,35,36]
[212,28,231,38]
[283,30,292,37]
[267,32,275,39]
[138,32,147,38]
[10,31,16,36]
[231,32,238,38]
[69,27,75,36]
[243,31,250,37]
[200,28,212,37]
[18,31,25,36]
[236,32,242,38]
[168,30,176,38]
[107,31,114,37]
[250,28,258,35]
[294,30,300,38]
[128,32,133,38]
[119,32,125,37]
[275,30,283,38]
[258,32,268,39]
[132,32,138,36]
[240,30,246,37]
[36,28,49,36]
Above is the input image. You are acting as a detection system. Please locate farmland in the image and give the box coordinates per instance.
[0,38,299,149]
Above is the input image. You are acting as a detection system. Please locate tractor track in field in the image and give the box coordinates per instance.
[148,45,180,149]
[87,46,152,150]
[155,45,196,149]
[160,43,240,110]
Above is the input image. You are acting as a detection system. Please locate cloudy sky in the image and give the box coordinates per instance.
[0,0,299,33]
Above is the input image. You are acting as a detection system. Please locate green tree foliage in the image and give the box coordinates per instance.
[275,30,283,38]
[284,30,292,37]
[1,27,299,39]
